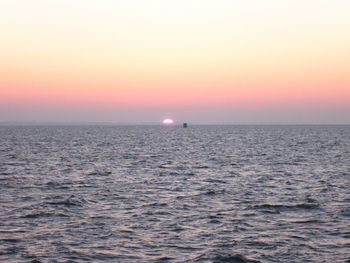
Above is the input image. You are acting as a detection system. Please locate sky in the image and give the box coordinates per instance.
[1,0,349,124]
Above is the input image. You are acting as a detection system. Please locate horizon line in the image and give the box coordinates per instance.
[0,121,349,126]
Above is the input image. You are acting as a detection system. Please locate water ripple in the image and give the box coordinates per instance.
[0,125,349,262]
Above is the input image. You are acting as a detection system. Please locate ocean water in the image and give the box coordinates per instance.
[0,125,349,263]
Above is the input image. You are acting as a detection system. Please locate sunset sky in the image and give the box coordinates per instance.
[1,0,349,124]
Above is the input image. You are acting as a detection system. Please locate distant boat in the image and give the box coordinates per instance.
[183,123,188,128]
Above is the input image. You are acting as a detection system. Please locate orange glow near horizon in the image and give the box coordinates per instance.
[1,0,350,123]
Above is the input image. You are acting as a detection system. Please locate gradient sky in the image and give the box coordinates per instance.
[1,0,349,124]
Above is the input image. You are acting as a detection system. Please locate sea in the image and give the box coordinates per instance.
[0,125,349,263]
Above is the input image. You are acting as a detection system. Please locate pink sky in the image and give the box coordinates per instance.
[1,0,349,123]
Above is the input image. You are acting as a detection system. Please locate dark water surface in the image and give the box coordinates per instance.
[0,125,349,263]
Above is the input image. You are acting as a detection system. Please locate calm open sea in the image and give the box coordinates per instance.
[0,125,349,263]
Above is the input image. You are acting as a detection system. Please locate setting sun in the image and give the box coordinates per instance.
[162,118,174,125]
